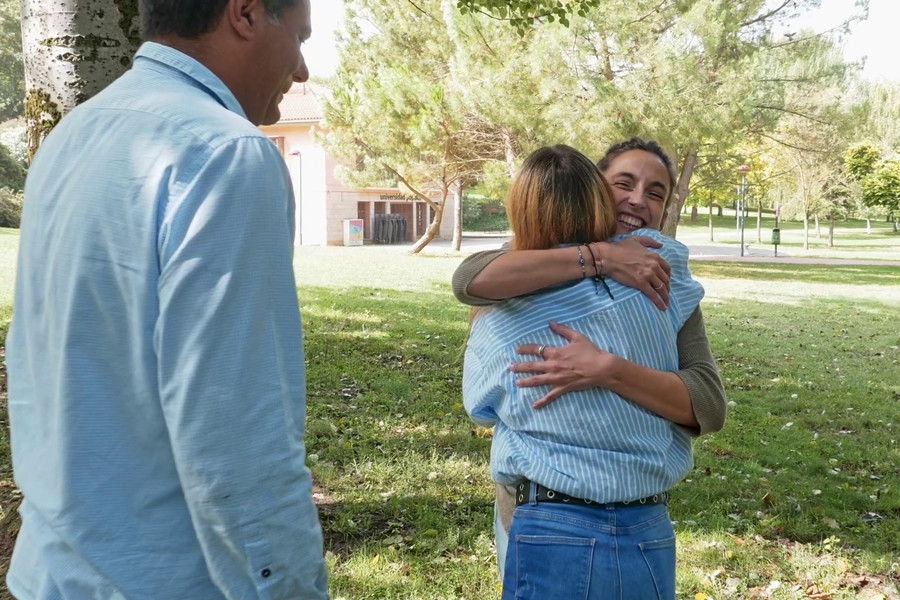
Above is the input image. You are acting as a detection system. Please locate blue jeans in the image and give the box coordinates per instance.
[501,501,676,600]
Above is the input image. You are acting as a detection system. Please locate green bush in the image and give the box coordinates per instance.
[0,186,23,227]
[462,194,509,232]
[0,142,24,190]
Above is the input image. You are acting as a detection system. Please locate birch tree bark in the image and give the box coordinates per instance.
[21,0,139,159]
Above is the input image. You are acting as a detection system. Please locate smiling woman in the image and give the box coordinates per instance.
[598,138,677,235]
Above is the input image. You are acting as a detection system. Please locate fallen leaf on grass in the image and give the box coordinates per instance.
[805,584,833,599]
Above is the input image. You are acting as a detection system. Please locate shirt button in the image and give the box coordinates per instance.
[261,568,272,578]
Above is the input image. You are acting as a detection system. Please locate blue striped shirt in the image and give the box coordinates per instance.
[463,230,704,503]
[6,43,328,600]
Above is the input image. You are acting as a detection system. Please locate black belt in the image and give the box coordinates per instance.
[515,481,669,508]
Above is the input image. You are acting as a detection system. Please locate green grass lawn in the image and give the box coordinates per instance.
[0,235,898,599]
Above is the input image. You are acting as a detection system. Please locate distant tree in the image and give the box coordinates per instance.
[326,0,495,253]
[844,142,899,231]
[820,169,857,246]
[529,0,863,237]
[0,0,24,121]
[845,143,882,182]
[454,0,599,32]
[861,160,900,230]
[854,82,900,153]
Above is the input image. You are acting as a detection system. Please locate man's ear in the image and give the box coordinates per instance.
[224,0,264,41]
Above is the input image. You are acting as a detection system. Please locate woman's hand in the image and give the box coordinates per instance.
[512,322,619,409]
[590,237,671,310]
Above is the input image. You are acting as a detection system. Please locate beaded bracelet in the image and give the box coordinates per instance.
[583,243,614,300]
[576,245,587,280]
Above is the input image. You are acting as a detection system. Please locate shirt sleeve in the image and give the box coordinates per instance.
[633,230,726,436]
[155,137,329,600]
[674,306,728,436]
[451,245,510,306]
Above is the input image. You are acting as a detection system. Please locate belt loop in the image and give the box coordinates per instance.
[528,481,538,506]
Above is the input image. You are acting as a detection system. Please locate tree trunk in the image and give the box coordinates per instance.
[410,190,448,254]
[756,204,762,243]
[866,217,871,234]
[814,213,821,238]
[22,0,140,159]
[661,149,697,237]
[708,204,714,242]
[690,205,697,222]
[828,212,834,247]
[803,213,809,250]
[451,181,463,251]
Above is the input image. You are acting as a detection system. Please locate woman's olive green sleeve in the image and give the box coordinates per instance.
[675,306,727,436]
[451,247,509,306]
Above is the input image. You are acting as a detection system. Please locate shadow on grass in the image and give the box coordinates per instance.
[691,262,900,285]
[316,493,494,559]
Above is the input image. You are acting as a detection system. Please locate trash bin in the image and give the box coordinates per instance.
[771,228,781,245]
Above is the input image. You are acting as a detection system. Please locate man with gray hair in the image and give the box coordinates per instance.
[6,0,328,598]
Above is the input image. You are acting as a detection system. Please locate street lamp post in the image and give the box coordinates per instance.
[738,164,750,257]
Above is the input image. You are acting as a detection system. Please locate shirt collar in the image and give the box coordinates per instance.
[134,41,248,120]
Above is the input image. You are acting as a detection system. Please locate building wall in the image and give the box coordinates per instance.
[260,122,455,246]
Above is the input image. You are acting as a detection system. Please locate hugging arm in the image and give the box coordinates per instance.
[514,308,726,434]
[452,237,672,310]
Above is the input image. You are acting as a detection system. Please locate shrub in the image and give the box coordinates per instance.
[0,142,24,191]
[0,186,23,227]
[462,194,509,232]
[0,119,27,164]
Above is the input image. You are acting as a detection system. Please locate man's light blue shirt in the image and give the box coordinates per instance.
[6,43,328,599]
[463,230,704,503]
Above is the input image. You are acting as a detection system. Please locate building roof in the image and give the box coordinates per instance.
[277,81,328,123]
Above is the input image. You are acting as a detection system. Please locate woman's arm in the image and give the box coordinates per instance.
[512,308,727,435]
[671,307,727,435]
[452,237,672,310]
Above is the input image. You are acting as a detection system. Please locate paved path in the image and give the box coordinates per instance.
[423,235,900,267]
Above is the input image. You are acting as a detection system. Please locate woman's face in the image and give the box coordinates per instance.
[601,149,671,235]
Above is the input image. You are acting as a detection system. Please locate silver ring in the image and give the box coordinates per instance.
[654,283,664,291]
[538,345,546,359]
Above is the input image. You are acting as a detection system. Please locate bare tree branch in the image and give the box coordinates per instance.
[739,0,792,29]
[753,104,834,126]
